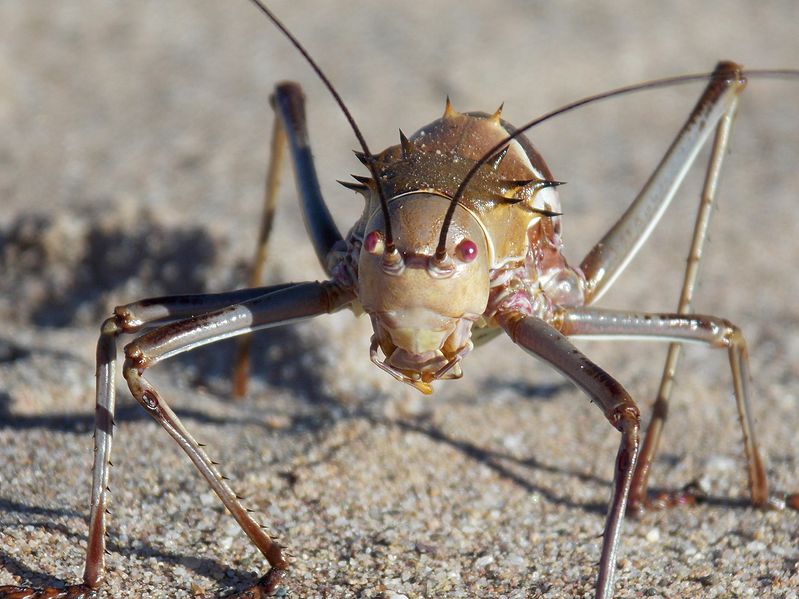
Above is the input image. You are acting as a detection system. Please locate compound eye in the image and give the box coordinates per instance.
[363,230,384,255]
[456,238,478,262]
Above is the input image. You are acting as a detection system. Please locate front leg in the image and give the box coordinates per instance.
[496,310,640,599]
[121,281,354,597]
[0,281,354,599]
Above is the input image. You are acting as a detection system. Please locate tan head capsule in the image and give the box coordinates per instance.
[358,192,489,392]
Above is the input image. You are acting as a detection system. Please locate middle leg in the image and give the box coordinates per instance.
[557,307,770,511]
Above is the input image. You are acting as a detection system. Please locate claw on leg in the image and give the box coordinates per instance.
[627,482,705,517]
[225,568,286,599]
[0,584,97,599]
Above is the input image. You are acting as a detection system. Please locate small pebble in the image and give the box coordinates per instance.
[645,528,660,543]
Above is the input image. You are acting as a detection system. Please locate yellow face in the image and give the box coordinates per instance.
[358,193,490,393]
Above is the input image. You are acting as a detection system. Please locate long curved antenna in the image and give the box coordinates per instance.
[247,0,396,253]
[434,68,799,261]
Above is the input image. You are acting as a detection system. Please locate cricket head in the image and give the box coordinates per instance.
[358,192,490,394]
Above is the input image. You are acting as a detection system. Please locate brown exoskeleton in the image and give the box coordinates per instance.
[1,1,798,598]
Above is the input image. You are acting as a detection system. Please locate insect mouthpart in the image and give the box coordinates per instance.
[357,192,490,393]
[368,312,475,394]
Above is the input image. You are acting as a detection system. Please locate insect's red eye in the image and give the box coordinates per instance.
[456,238,478,262]
[364,230,384,255]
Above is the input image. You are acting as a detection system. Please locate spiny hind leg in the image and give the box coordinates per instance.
[577,62,752,511]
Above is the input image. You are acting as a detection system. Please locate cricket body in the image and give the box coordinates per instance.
[338,98,642,599]
[352,102,579,395]
[2,1,798,598]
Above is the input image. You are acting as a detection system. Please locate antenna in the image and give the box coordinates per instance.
[246,0,396,253]
[434,68,799,261]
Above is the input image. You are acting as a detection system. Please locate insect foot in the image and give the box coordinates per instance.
[0,571,288,599]
[625,483,704,517]
[223,568,286,598]
[0,584,97,599]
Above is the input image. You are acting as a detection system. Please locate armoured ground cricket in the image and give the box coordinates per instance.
[1,1,798,597]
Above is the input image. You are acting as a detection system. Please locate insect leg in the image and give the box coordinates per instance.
[558,307,770,510]
[118,281,354,597]
[578,62,746,513]
[630,103,738,512]
[579,61,744,304]
[246,103,287,290]
[232,82,343,397]
[496,310,640,599]
[232,108,288,398]
[0,284,299,598]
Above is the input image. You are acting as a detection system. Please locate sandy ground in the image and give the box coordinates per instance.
[1,1,798,598]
